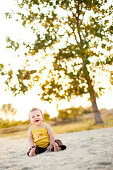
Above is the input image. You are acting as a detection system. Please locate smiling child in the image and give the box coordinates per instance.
[27,108,66,156]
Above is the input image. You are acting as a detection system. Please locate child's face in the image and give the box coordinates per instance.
[29,110,43,126]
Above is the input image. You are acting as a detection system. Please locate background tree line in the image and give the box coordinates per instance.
[0,103,93,128]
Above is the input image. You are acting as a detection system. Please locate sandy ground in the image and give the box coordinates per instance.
[0,127,113,170]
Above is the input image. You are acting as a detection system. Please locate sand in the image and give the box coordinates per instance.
[0,127,113,170]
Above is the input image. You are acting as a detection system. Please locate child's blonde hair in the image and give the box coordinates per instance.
[29,107,43,119]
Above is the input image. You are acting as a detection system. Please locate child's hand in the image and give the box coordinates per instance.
[47,144,53,151]
[30,145,36,149]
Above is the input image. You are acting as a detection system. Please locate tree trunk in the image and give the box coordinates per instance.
[84,66,104,124]
[91,97,104,124]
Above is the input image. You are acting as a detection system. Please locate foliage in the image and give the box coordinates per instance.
[82,106,92,114]
[4,68,37,95]
[3,0,112,99]
[43,112,50,121]
[57,106,92,122]
[0,103,17,120]
[0,118,29,128]
[58,107,82,121]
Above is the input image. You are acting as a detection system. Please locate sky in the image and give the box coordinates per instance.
[0,0,113,121]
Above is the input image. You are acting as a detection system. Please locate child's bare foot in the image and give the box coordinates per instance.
[29,147,36,156]
[53,142,61,152]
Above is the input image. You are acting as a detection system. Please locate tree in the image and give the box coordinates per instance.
[58,106,82,122]
[43,113,50,121]
[3,0,113,124]
[0,103,17,120]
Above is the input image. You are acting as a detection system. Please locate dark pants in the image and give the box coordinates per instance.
[27,139,66,156]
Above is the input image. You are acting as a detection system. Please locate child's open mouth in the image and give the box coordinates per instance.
[35,120,39,122]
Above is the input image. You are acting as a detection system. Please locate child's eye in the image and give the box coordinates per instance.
[32,116,34,118]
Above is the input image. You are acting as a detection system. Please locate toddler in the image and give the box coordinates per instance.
[27,108,66,156]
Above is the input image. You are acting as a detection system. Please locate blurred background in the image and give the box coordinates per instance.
[0,0,113,137]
